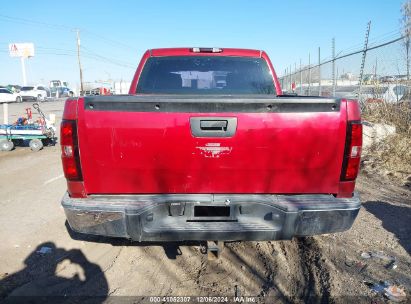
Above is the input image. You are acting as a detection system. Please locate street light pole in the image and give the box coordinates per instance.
[76,29,84,95]
[20,57,27,85]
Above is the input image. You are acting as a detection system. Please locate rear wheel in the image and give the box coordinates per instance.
[29,139,43,152]
[16,96,22,103]
[0,140,14,151]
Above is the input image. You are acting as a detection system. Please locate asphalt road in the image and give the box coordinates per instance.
[0,100,410,304]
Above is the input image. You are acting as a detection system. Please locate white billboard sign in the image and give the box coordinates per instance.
[9,43,35,58]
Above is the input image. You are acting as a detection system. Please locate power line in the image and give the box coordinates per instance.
[36,46,77,52]
[82,31,139,52]
[3,47,136,69]
[82,46,136,68]
[0,14,139,53]
[25,45,135,67]
[286,29,404,72]
[0,13,138,74]
[30,45,137,68]
[0,14,72,31]
[28,50,136,69]
[280,36,404,77]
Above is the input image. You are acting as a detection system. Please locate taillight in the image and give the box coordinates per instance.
[61,120,82,181]
[341,121,362,181]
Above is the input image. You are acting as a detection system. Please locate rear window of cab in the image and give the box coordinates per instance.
[137,56,275,94]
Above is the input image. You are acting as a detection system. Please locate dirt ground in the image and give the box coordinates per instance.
[0,101,410,303]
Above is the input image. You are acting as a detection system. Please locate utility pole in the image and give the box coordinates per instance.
[20,57,27,86]
[294,62,297,92]
[284,68,287,91]
[358,21,371,104]
[76,29,84,95]
[284,67,289,90]
[318,47,322,96]
[336,67,339,87]
[332,38,336,97]
[300,59,303,95]
[401,1,411,82]
[308,53,311,95]
[374,57,378,80]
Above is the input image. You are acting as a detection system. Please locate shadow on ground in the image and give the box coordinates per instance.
[64,221,330,303]
[363,200,411,255]
[0,242,108,304]
[65,221,203,260]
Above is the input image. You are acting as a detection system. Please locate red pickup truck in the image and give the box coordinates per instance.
[61,47,362,242]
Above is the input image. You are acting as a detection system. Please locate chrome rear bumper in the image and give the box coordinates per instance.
[62,192,361,241]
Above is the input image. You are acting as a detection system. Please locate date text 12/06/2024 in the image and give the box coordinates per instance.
[149,296,257,303]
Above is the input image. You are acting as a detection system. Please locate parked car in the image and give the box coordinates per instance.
[61,47,362,247]
[6,84,21,93]
[44,86,51,98]
[49,80,75,97]
[81,86,111,96]
[0,87,22,103]
[54,86,74,97]
[19,85,48,101]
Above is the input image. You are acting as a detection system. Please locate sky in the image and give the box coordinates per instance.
[0,0,406,88]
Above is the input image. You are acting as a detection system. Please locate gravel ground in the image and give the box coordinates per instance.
[0,100,410,303]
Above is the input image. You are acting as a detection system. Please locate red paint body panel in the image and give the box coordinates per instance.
[67,181,86,198]
[337,181,356,198]
[62,98,79,120]
[261,51,282,95]
[151,48,262,57]
[62,50,362,198]
[61,98,87,197]
[129,50,151,95]
[346,99,361,121]
[77,99,348,195]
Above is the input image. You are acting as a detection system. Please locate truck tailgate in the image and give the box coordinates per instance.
[77,96,347,195]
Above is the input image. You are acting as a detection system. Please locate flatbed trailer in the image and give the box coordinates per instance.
[0,125,54,152]
[0,103,56,152]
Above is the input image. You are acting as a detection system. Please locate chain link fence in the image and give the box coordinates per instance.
[278,37,409,105]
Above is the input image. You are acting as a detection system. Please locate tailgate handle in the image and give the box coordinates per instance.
[200,120,228,131]
[190,117,237,137]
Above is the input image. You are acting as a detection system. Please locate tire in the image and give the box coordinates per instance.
[29,139,43,152]
[0,140,14,151]
[37,94,44,102]
[16,96,22,103]
[69,91,74,97]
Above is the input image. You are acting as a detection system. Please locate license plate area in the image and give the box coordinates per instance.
[189,205,235,222]
[195,205,230,217]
